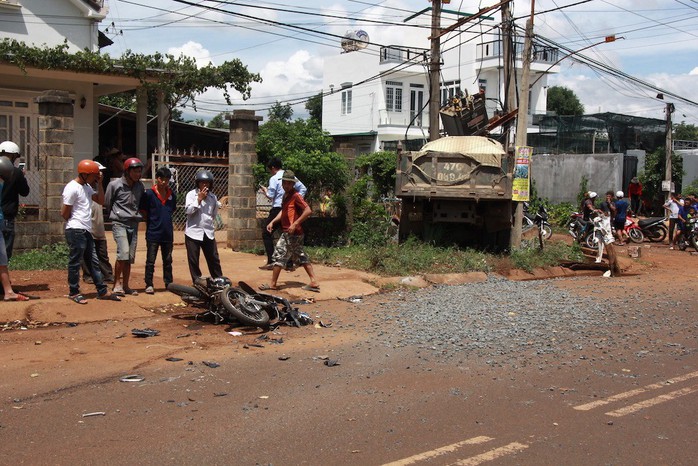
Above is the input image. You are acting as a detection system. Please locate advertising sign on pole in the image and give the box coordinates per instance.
[512,145,532,202]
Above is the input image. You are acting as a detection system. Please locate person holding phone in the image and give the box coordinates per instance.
[0,141,30,261]
[184,169,223,283]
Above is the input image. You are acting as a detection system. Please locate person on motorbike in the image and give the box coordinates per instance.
[579,191,599,239]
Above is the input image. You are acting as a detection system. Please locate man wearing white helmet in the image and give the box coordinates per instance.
[0,141,30,260]
[613,190,630,245]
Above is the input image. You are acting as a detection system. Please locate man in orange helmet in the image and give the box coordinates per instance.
[61,160,121,304]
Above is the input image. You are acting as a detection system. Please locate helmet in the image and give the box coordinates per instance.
[195,169,214,186]
[0,141,20,157]
[589,191,597,199]
[77,159,100,175]
[123,157,144,171]
[616,190,624,198]
[0,155,14,181]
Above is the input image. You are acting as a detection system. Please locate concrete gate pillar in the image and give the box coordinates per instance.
[226,110,263,250]
[37,90,75,244]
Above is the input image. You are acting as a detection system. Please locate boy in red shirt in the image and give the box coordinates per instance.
[260,170,319,292]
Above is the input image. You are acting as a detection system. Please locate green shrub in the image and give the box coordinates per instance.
[10,243,69,270]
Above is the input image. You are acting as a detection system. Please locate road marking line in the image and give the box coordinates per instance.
[382,436,493,466]
[448,442,529,466]
[605,384,698,417]
[574,370,698,411]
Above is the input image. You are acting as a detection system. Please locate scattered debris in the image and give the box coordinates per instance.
[176,333,191,339]
[131,328,160,338]
[82,412,106,418]
[259,395,269,399]
[338,295,363,303]
[228,331,243,336]
[315,321,332,328]
[278,355,290,361]
[324,359,340,367]
[214,392,228,397]
[120,375,145,383]
[202,361,220,368]
[30,373,39,378]
[34,341,42,345]
[165,357,183,362]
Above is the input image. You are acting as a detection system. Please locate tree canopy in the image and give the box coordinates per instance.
[674,122,698,141]
[255,114,348,203]
[305,91,323,124]
[547,85,585,116]
[267,101,293,123]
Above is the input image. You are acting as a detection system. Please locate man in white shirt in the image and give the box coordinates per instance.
[258,158,307,270]
[61,160,121,304]
[664,193,681,249]
[184,169,223,283]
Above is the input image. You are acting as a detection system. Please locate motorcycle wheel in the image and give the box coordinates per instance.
[167,283,202,298]
[221,288,270,328]
[691,236,698,252]
[646,225,667,242]
[679,239,688,251]
[585,232,599,249]
[628,228,644,243]
[540,224,553,240]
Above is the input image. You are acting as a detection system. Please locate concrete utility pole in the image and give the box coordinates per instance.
[664,101,675,201]
[501,1,516,148]
[429,0,443,141]
[510,6,534,248]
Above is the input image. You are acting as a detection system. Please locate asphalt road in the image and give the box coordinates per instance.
[1,245,697,465]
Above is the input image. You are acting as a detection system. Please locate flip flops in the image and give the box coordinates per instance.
[69,294,88,305]
[258,284,278,291]
[4,293,31,302]
[98,293,122,302]
[301,285,320,293]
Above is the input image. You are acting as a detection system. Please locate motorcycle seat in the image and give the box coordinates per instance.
[637,217,665,228]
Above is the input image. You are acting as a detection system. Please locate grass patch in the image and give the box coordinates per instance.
[508,240,584,272]
[10,243,69,270]
[309,238,582,276]
[308,237,490,276]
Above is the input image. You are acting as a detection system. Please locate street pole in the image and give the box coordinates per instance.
[501,1,516,148]
[664,101,674,201]
[429,0,442,141]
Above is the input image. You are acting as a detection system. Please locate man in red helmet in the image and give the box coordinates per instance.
[105,157,145,296]
[61,160,121,304]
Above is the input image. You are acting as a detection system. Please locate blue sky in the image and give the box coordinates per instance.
[104,0,698,126]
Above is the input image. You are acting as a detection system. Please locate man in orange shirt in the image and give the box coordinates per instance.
[627,177,642,217]
[260,170,319,293]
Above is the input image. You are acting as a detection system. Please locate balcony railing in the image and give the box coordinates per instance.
[379,45,429,65]
[476,40,559,65]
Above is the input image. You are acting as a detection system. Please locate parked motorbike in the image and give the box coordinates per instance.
[623,216,644,243]
[568,211,594,245]
[524,203,552,240]
[678,218,698,252]
[168,277,278,328]
[637,217,668,242]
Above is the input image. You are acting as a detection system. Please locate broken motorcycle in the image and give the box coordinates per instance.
[168,277,284,328]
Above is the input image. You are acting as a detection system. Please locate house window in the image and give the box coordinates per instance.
[386,81,403,112]
[341,90,352,115]
[478,79,487,95]
[440,80,461,106]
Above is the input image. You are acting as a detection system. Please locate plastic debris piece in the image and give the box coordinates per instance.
[315,321,332,328]
[278,355,290,361]
[131,328,160,338]
[120,375,144,382]
[202,361,220,368]
[228,331,243,336]
[324,359,340,367]
[82,412,106,417]
[259,395,269,399]
[214,392,228,397]
[165,357,183,362]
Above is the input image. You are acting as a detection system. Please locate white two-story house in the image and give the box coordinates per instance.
[322,19,560,154]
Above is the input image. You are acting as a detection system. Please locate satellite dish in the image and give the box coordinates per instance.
[341,30,370,53]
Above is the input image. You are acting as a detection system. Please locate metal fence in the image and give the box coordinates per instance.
[151,151,230,231]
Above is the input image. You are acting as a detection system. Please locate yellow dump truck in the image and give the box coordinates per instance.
[395,136,513,250]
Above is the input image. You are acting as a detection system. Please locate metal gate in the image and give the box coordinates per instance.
[151,151,230,231]
[623,154,638,194]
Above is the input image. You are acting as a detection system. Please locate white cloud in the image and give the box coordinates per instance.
[168,41,214,68]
